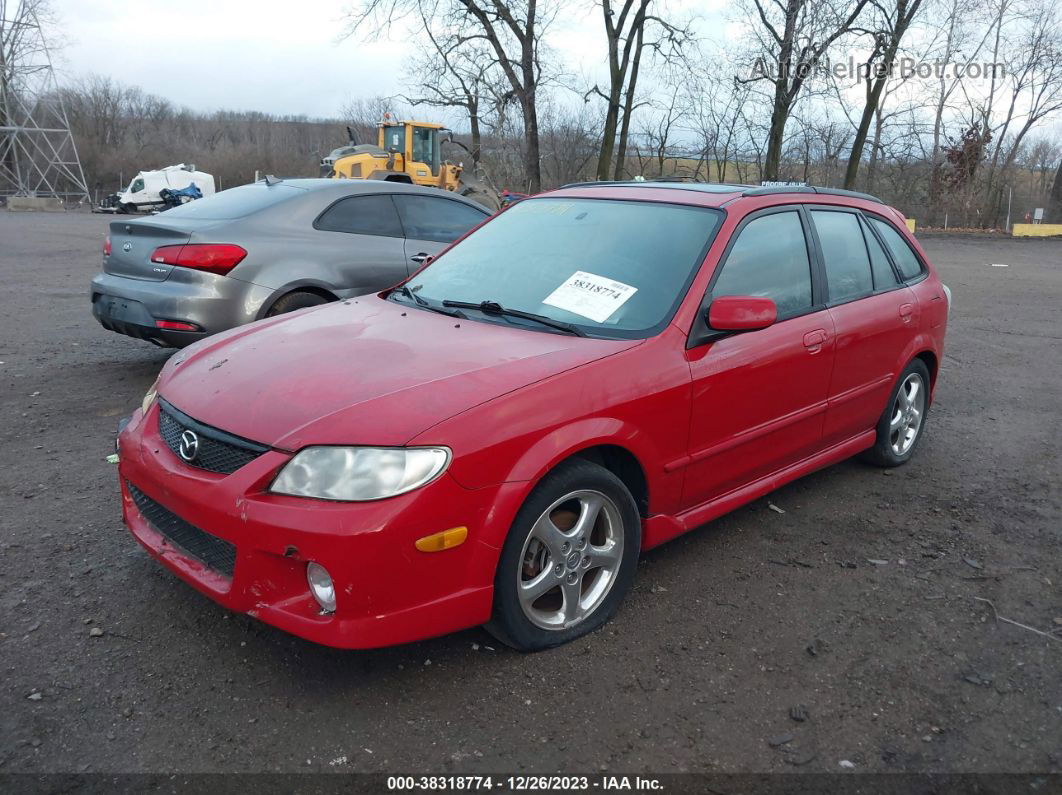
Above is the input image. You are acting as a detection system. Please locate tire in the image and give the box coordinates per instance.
[265,291,331,317]
[861,358,931,467]
[485,458,641,651]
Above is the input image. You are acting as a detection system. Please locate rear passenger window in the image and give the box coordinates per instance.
[712,211,813,319]
[393,195,487,243]
[315,195,403,237]
[811,210,873,303]
[860,216,898,290]
[869,217,924,281]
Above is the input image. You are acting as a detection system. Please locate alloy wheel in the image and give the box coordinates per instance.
[889,372,926,456]
[516,489,625,631]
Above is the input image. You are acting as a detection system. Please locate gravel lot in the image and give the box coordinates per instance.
[1,210,1060,778]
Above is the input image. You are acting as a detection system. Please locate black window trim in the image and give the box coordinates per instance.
[803,204,905,308]
[862,211,929,286]
[688,204,826,349]
[312,192,405,239]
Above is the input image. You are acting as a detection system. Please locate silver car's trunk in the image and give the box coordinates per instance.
[105,219,203,282]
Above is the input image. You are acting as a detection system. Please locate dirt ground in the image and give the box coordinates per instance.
[0,211,1060,779]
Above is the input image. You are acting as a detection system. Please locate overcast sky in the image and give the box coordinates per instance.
[50,0,734,121]
[50,0,616,119]
[53,0,424,117]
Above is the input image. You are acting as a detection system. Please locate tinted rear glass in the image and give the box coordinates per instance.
[315,195,403,237]
[869,217,925,281]
[160,184,304,220]
[811,210,873,303]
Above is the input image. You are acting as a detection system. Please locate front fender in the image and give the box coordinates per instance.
[500,417,661,487]
[444,414,682,542]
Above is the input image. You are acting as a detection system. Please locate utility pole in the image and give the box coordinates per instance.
[0,0,90,203]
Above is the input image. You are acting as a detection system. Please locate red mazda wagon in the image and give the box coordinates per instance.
[116,182,949,651]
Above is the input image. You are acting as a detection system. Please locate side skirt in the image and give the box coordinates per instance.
[641,429,876,550]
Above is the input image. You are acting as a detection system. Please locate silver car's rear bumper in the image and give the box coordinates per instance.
[90,271,273,347]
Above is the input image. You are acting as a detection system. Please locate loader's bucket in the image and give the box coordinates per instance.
[457,169,502,212]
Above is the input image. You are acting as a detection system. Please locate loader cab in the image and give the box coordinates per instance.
[378,121,442,180]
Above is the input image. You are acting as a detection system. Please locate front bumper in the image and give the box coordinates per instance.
[116,402,523,649]
[90,271,274,347]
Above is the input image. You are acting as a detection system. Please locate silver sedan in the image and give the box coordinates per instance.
[91,178,490,347]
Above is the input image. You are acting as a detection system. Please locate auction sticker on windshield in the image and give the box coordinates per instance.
[542,271,638,323]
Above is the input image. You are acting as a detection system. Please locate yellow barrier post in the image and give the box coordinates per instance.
[1012,223,1062,237]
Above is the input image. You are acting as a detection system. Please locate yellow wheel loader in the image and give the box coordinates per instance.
[322,117,501,211]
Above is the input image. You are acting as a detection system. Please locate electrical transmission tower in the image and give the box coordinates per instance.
[0,0,89,202]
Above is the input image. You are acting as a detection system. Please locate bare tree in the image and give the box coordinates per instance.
[685,66,755,183]
[739,0,871,180]
[586,0,691,180]
[401,14,507,164]
[344,0,558,193]
[980,0,1062,224]
[339,95,399,144]
[843,0,927,188]
[922,0,995,221]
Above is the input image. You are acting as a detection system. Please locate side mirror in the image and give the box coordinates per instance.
[707,295,777,332]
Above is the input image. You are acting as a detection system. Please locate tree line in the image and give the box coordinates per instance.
[345,0,1062,226]
[44,0,1062,226]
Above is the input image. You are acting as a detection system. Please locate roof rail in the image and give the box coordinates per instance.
[558,179,750,194]
[741,185,885,204]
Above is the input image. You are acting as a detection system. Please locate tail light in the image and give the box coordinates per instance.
[150,244,247,275]
[103,236,112,256]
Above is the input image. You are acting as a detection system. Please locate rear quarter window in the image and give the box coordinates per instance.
[160,184,305,220]
[868,217,925,281]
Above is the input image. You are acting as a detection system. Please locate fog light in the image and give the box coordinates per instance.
[306,562,336,613]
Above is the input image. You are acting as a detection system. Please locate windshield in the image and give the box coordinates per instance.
[402,197,723,338]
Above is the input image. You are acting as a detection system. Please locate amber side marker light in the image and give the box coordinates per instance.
[415,527,468,553]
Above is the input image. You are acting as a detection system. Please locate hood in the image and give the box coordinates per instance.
[157,296,637,450]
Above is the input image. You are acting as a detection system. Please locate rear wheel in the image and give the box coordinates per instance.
[266,291,331,317]
[861,359,931,467]
[486,459,640,651]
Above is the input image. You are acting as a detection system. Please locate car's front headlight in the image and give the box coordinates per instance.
[270,446,451,502]
[141,378,159,415]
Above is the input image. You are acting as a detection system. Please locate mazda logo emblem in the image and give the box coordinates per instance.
[178,429,200,462]
[122,242,132,252]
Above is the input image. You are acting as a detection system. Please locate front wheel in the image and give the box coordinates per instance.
[861,359,931,467]
[486,459,641,651]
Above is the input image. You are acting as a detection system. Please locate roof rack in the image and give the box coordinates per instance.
[741,185,884,204]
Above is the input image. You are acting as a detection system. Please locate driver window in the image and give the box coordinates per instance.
[130,178,145,193]
[712,211,813,319]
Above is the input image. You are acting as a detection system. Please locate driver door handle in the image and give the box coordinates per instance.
[410,252,430,264]
[803,329,828,352]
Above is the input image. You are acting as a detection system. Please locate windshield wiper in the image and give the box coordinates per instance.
[391,285,466,318]
[441,299,586,337]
